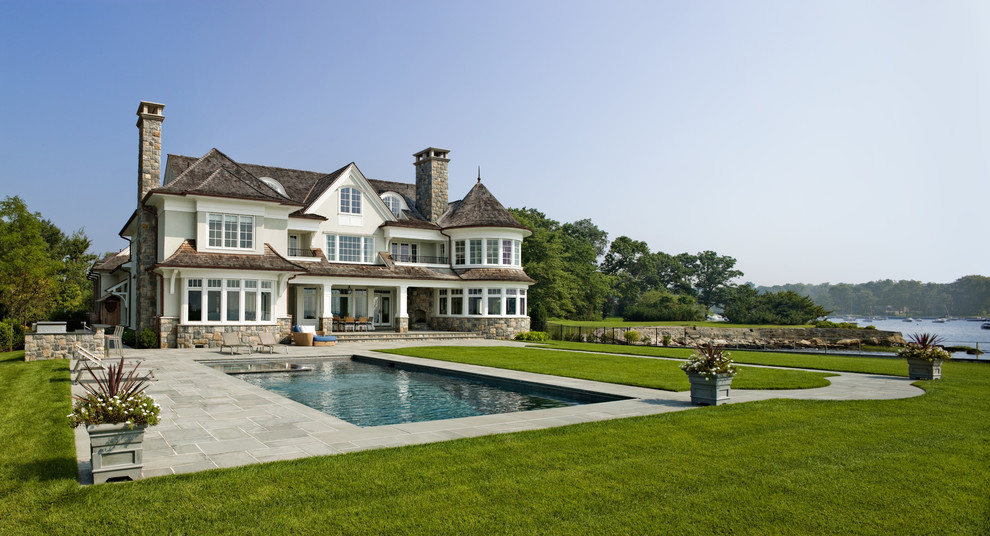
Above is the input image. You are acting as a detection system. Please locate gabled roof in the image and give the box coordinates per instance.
[156,149,298,205]
[437,181,529,231]
[154,240,306,272]
[455,268,536,283]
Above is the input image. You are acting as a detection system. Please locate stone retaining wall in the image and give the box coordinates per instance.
[24,328,105,361]
[430,316,530,340]
[555,326,905,349]
[173,318,292,349]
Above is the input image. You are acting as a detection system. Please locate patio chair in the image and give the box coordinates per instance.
[105,325,124,357]
[220,332,252,355]
[356,317,372,331]
[72,343,154,385]
[332,316,344,332]
[343,316,356,332]
[256,331,286,354]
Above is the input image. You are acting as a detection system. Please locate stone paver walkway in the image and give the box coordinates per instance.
[72,340,924,484]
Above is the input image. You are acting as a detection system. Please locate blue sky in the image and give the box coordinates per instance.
[2,1,987,286]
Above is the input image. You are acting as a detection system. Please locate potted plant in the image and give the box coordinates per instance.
[898,333,950,380]
[68,355,160,483]
[680,343,738,406]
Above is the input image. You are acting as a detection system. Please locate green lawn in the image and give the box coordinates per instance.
[537,340,911,376]
[378,346,834,391]
[2,350,988,534]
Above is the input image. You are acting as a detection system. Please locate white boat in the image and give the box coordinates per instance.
[933,318,947,323]
[903,317,915,322]
[982,322,990,330]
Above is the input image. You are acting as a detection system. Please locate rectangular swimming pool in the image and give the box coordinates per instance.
[206,355,626,427]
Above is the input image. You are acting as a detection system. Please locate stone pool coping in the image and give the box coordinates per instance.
[72,340,924,484]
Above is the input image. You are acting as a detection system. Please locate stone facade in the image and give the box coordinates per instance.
[559,326,906,349]
[414,148,449,222]
[431,316,530,340]
[24,328,105,361]
[158,316,178,348]
[408,287,433,329]
[134,102,164,337]
[174,318,291,348]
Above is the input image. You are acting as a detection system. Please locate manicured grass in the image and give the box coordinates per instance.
[2,350,988,534]
[538,340,911,376]
[549,318,806,329]
[379,346,834,391]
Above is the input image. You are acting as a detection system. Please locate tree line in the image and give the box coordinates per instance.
[0,196,96,350]
[509,208,828,326]
[758,277,990,317]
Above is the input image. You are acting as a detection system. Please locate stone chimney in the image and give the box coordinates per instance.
[136,101,165,203]
[414,147,450,222]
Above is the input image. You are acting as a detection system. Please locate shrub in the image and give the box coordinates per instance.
[138,328,158,349]
[122,328,136,347]
[624,330,641,344]
[813,320,860,329]
[514,331,550,342]
[641,336,652,346]
[624,290,706,322]
[662,333,673,346]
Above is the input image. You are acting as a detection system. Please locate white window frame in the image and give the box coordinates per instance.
[324,234,376,264]
[207,213,254,250]
[184,277,274,324]
[340,187,361,214]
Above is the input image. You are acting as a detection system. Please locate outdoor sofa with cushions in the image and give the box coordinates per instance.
[291,325,337,346]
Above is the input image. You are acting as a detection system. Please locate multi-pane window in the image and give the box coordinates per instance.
[391,242,418,263]
[469,240,482,264]
[339,236,362,262]
[332,288,351,316]
[506,289,517,315]
[340,187,361,214]
[455,240,465,265]
[450,289,463,315]
[186,278,273,324]
[514,240,521,265]
[383,194,402,217]
[486,239,499,265]
[438,289,448,315]
[325,234,375,263]
[519,289,526,315]
[468,289,483,315]
[208,213,254,249]
[502,240,512,265]
[488,288,502,315]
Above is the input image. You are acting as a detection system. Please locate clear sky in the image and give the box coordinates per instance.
[2,1,987,287]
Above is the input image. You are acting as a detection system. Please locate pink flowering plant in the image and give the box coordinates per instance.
[680,342,738,379]
[897,333,951,363]
[68,355,160,429]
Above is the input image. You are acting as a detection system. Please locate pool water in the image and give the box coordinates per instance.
[224,358,599,427]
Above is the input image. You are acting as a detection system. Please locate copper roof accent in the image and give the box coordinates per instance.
[437,181,529,231]
[91,248,129,273]
[455,268,536,283]
[154,240,306,272]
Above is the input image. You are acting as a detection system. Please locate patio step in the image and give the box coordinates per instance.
[330,331,485,343]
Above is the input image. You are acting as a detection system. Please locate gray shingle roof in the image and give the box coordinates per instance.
[437,181,528,231]
[91,248,129,273]
[155,240,306,272]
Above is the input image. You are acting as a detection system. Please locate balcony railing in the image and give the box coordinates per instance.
[288,247,317,257]
[392,255,449,264]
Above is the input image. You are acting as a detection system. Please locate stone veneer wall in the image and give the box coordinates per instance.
[431,316,530,340]
[174,318,292,348]
[559,326,905,349]
[414,151,449,222]
[159,316,177,348]
[134,103,164,338]
[24,328,105,361]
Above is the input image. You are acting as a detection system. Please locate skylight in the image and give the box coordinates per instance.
[258,176,288,197]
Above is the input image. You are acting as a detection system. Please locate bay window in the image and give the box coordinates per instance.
[186,277,274,324]
[469,240,482,264]
[468,289,483,315]
[455,240,465,265]
[325,234,376,263]
[486,239,499,264]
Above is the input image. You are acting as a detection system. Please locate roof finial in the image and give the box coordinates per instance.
[477,166,481,183]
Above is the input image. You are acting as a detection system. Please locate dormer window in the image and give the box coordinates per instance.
[340,187,361,214]
[382,194,402,217]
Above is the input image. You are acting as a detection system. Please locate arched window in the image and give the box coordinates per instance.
[382,194,402,217]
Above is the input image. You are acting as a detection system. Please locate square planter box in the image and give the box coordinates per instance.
[907,358,942,380]
[87,423,147,484]
[687,373,734,406]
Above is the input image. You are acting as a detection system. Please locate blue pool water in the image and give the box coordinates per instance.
[221,357,602,427]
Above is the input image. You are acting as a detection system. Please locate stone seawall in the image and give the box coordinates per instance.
[553,325,905,349]
[24,328,106,361]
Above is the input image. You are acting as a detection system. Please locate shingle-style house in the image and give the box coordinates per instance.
[90,101,533,348]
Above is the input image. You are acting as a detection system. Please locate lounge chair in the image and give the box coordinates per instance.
[220,332,252,355]
[291,325,337,346]
[256,331,286,354]
[72,343,154,385]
